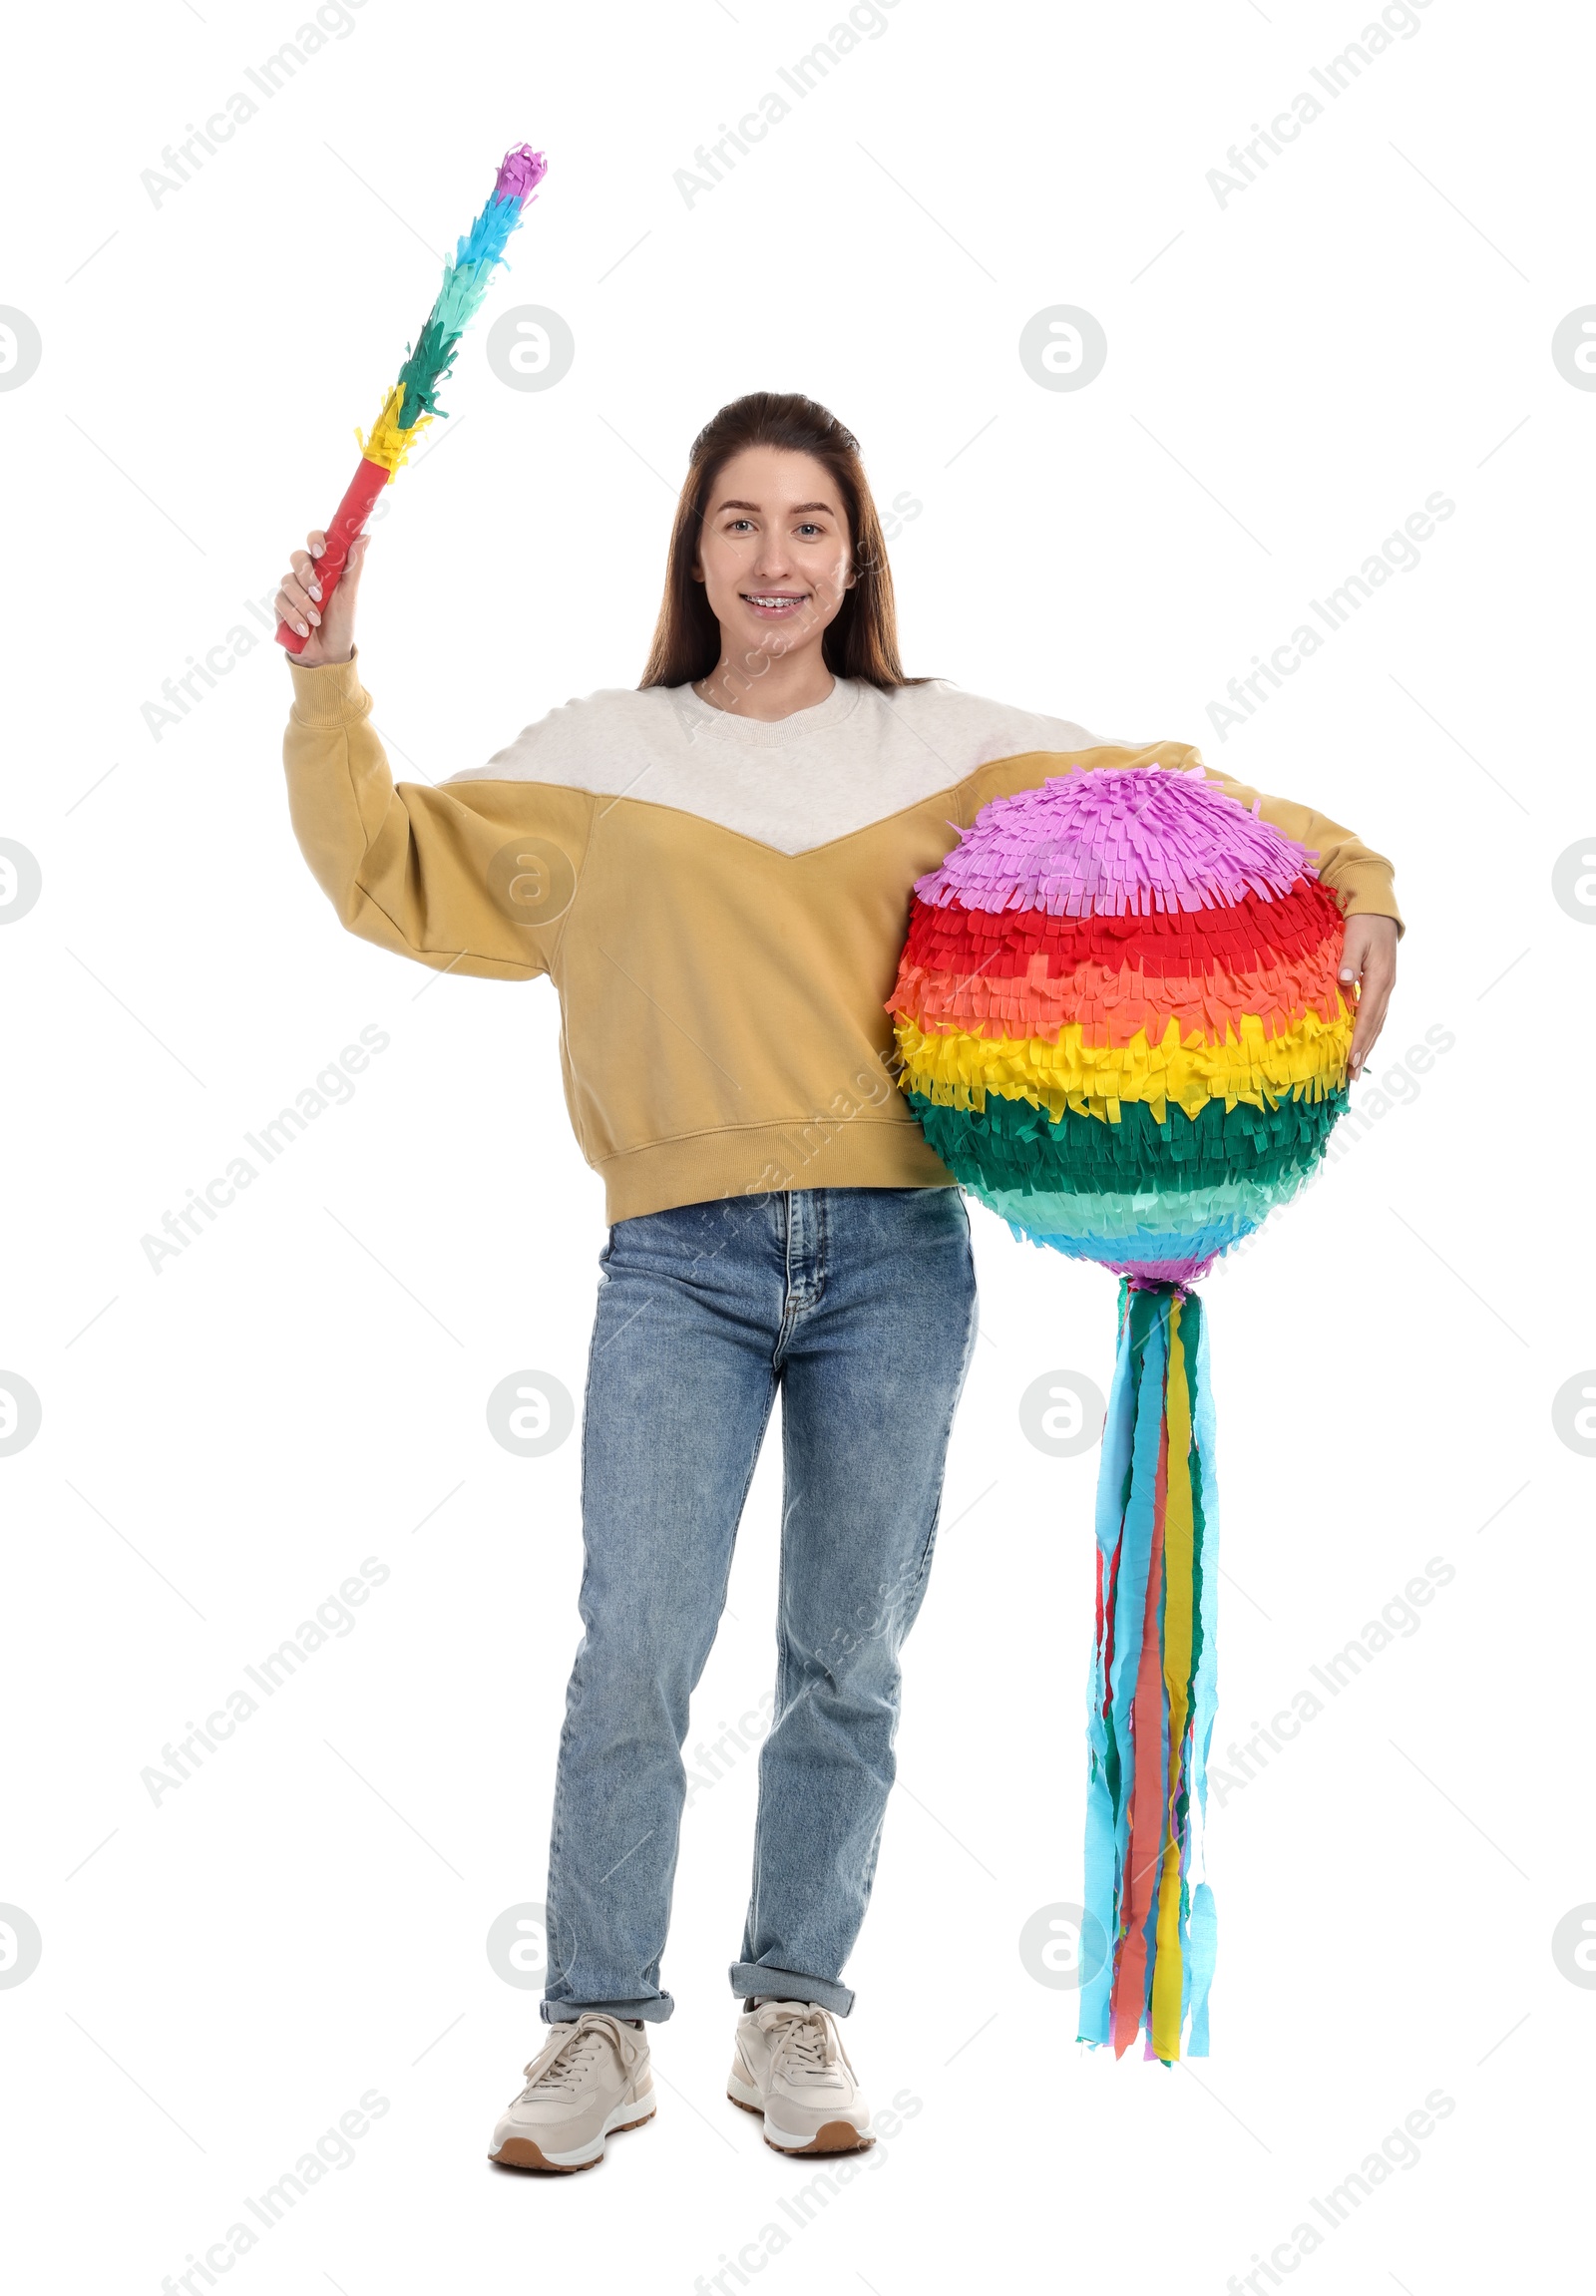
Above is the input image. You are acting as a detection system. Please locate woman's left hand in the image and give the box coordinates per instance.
[1341,914,1399,1080]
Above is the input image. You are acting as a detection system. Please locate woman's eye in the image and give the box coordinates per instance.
[796,523,821,537]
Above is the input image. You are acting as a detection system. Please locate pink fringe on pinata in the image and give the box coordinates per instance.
[494,146,547,202]
[916,764,1317,920]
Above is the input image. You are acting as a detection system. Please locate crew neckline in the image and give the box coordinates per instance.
[665,675,867,744]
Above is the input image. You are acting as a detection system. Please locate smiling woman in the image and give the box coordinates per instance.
[641,393,934,716]
[274,384,1401,2174]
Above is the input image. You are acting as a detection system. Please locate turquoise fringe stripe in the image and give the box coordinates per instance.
[394,182,533,430]
[982,1201,1258,1273]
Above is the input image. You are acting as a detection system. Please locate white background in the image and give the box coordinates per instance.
[1,0,1589,2288]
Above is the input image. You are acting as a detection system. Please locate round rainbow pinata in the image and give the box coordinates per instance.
[888,762,1353,2063]
[890,763,1352,1281]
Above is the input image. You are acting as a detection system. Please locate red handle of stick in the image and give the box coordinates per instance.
[275,456,391,653]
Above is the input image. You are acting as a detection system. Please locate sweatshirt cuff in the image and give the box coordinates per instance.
[1334,864,1404,938]
[286,646,370,726]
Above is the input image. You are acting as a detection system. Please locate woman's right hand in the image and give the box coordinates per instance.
[274,528,370,666]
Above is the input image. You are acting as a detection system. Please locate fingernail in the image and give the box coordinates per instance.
[309,582,322,601]
[311,543,324,557]
[295,619,308,636]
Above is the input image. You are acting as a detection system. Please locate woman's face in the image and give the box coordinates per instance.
[691,446,854,671]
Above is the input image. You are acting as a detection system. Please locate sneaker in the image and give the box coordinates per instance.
[489,2013,655,2172]
[726,2000,874,2155]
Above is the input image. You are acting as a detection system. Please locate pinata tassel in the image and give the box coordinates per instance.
[275,456,390,655]
[1079,1281,1219,2063]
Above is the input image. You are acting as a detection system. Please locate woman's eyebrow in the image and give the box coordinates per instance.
[711,499,837,517]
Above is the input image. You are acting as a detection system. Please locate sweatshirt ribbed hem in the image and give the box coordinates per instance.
[596,1118,957,1224]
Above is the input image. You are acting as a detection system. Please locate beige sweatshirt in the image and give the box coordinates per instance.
[282,655,1401,1221]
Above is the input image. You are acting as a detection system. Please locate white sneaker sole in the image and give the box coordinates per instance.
[726,2071,873,2156]
[490,2085,656,2173]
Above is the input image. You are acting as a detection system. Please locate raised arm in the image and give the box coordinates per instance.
[276,530,593,981]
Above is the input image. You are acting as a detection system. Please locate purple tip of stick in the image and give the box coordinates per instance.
[495,145,548,203]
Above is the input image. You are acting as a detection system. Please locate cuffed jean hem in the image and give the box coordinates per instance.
[730,1963,856,2017]
[542,1992,675,2026]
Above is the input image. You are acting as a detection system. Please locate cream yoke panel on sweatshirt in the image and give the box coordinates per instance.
[443,678,1117,855]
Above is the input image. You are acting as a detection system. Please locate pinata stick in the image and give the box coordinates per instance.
[277,143,546,654]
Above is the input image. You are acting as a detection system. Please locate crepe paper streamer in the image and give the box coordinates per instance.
[1076,1282,1220,2062]
[887,762,1354,2061]
[276,143,546,655]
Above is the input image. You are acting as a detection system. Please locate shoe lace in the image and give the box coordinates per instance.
[517,2014,626,2102]
[753,2002,843,2084]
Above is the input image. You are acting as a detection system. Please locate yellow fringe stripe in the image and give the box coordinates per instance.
[357,380,433,476]
[894,1006,1352,1123]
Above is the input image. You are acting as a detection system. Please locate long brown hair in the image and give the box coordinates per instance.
[639,391,927,692]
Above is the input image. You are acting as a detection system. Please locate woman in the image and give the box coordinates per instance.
[276,391,1400,2173]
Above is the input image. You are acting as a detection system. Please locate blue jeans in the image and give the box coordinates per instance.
[542,1186,978,2024]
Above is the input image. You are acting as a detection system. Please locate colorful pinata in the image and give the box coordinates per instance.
[888,760,1354,2061]
[277,144,546,654]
